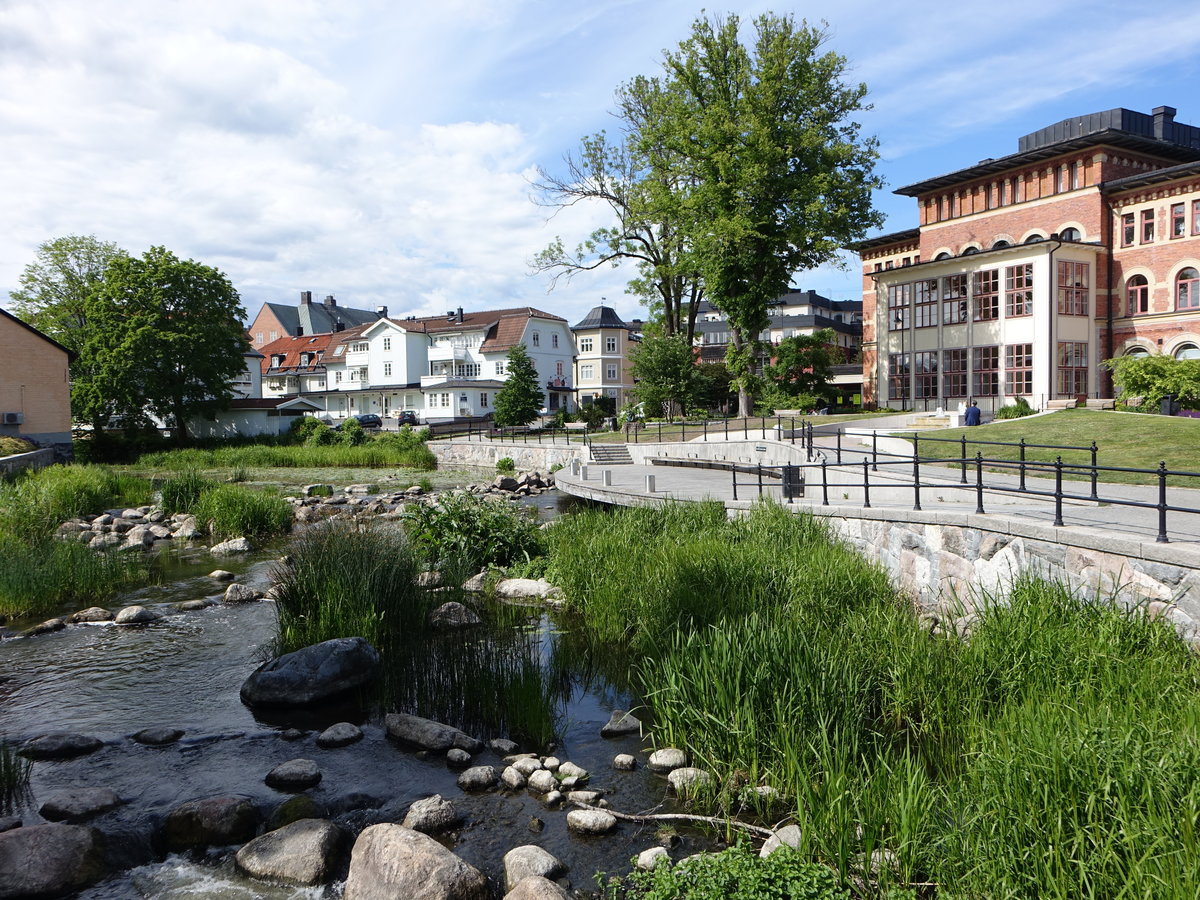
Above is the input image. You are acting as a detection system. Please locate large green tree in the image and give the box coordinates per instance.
[764,329,841,400]
[493,344,544,426]
[641,13,883,415]
[532,78,704,341]
[80,247,248,443]
[630,332,701,419]
[1104,354,1200,410]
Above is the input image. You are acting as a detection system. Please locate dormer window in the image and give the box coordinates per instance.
[271,354,285,368]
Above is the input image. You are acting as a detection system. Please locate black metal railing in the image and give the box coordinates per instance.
[727,463,806,504]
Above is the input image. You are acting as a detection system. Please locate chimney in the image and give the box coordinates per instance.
[324,294,336,308]
[1153,105,1176,140]
[335,322,345,332]
[300,291,312,305]
[296,326,304,337]
[376,305,388,319]
[457,307,464,323]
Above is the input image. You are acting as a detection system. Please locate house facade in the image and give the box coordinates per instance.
[248,291,385,348]
[571,305,639,409]
[860,105,1200,411]
[258,306,575,422]
[0,307,73,454]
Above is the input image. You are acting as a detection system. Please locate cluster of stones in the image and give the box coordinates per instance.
[288,481,428,524]
[55,506,201,552]
[466,471,555,498]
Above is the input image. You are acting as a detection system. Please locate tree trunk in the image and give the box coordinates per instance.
[737,386,753,418]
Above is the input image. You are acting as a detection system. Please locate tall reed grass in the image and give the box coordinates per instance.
[0,464,151,541]
[191,484,293,539]
[0,739,30,813]
[0,535,153,619]
[548,502,1200,896]
[138,436,436,471]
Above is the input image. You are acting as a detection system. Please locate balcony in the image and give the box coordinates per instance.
[546,376,572,390]
[427,345,472,363]
[421,373,492,388]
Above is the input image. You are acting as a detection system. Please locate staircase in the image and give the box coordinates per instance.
[589,443,634,465]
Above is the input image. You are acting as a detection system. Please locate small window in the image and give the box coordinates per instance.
[1172,203,1186,238]
[1025,234,1045,244]
[270,330,278,341]
[961,246,979,256]
[1194,200,1200,236]
[531,331,540,347]
[383,337,391,351]
[1177,267,1200,309]
[1127,275,1149,316]
[383,362,392,378]
[934,251,952,261]
[556,361,563,376]
[480,393,489,407]
[1122,213,1135,246]
[1059,227,1081,242]
[1142,209,1155,243]
[992,240,1010,249]
[1175,343,1200,360]
[552,333,558,348]
[606,363,618,380]
[255,332,264,345]
[605,336,617,353]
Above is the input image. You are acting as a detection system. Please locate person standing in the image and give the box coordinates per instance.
[964,400,981,426]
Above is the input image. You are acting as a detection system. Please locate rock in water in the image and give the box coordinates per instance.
[265,759,322,791]
[647,748,687,773]
[456,766,497,792]
[342,824,488,900]
[210,537,253,555]
[600,710,641,737]
[566,809,617,835]
[114,605,161,625]
[504,875,570,899]
[0,824,106,897]
[316,722,363,749]
[163,795,257,850]
[428,601,482,630]
[241,637,380,707]
[38,789,123,823]
[401,795,461,834]
[384,712,483,753]
[132,727,184,746]
[667,767,714,797]
[235,818,346,886]
[503,845,565,891]
[20,733,102,761]
[223,583,263,603]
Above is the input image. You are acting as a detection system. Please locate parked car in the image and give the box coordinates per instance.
[395,410,419,426]
[336,413,382,430]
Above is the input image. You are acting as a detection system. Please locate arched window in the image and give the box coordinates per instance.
[1177,267,1200,309]
[960,246,979,256]
[1060,227,1081,242]
[1024,234,1045,244]
[1126,347,1150,358]
[934,251,952,261]
[1176,343,1200,359]
[1127,274,1149,316]
[991,240,1011,249]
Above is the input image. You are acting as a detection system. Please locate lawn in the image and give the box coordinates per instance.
[895,408,1200,486]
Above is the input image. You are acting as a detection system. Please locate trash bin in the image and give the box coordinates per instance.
[781,464,805,501]
[1161,395,1179,416]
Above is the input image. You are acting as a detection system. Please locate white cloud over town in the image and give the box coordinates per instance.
[2,0,1198,326]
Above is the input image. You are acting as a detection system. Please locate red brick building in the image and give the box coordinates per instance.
[857,105,1200,411]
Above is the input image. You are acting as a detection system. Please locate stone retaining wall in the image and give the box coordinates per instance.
[429,439,584,472]
[625,439,809,468]
[0,447,56,478]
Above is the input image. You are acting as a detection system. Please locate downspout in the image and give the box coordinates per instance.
[1046,235,1063,405]
[1102,193,1116,397]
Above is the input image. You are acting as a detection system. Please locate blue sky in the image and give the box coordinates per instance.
[2,0,1199,328]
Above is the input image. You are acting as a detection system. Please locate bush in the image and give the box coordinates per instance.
[305,421,340,446]
[994,397,1034,420]
[340,416,367,446]
[159,469,212,514]
[271,520,429,654]
[496,457,516,474]
[403,492,544,572]
[192,484,293,538]
[606,845,846,900]
[577,403,607,429]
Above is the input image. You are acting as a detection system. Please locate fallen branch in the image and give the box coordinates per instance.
[569,800,775,839]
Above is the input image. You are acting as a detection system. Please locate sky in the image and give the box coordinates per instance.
[3,0,1200,329]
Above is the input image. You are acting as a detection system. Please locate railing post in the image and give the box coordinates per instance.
[790,416,795,446]
[1158,461,1170,543]
[704,420,708,442]
[725,418,729,441]
[732,467,738,502]
[913,433,922,511]
[1053,456,1064,526]
[836,428,842,465]
[821,458,829,506]
[960,435,968,484]
[975,452,985,515]
[658,420,662,443]
[757,463,763,497]
[862,459,871,508]
[1018,438,1026,491]
[1089,441,1099,501]
[872,432,878,471]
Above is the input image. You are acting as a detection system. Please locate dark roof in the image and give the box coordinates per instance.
[258,298,383,337]
[228,397,323,410]
[0,306,76,361]
[897,106,1200,197]
[1102,159,1200,193]
[572,305,632,331]
[850,228,921,253]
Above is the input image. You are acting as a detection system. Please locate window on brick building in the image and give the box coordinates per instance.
[942,274,968,324]
[888,353,910,402]
[1057,342,1088,396]
[973,270,1000,321]
[915,351,938,399]
[1025,234,1045,244]
[1127,275,1149,316]
[1126,347,1149,358]
[935,252,952,261]
[1194,200,1200,235]
[943,349,967,397]
[1005,264,1033,317]
[888,283,911,330]
[874,262,882,272]
[914,280,938,328]
[1057,261,1089,316]
[1142,209,1155,243]
[992,239,1011,249]
[1059,227,1081,242]
[1122,213,1135,246]
[1177,267,1200,309]
[973,346,999,396]
[1175,343,1200,359]
[1006,344,1033,395]
[1173,203,1187,238]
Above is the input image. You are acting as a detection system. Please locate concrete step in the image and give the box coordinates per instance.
[589,444,634,465]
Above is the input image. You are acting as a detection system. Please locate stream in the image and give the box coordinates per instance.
[0,498,705,898]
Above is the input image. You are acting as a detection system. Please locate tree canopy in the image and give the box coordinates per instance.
[78,246,248,442]
[630,332,702,419]
[639,13,882,415]
[764,329,841,400]
[493,344,545,426]
[1104,354,1200,410]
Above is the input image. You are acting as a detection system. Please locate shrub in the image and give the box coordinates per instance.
[305,421,340,446]
[993,397,1034,420]
[288,415,325,443]
[403,491,544,572]
[271,520,429,654]
[606,845,846,900]
[159,469,212,514]
[496,457,516,474]
[192,484,293,538]
[340,416,367,446]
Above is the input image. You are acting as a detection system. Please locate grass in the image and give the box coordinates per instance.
[0,436,36,456]
[0,739,31,813]
[137,431,436,472]
[546,502,1200,897]
[159,469,212,514]
[0,464,151,540]
[896,408,1200,486]
[191,483,293,539]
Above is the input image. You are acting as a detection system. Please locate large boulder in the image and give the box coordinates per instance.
[241,637,381,707]
[211,537,253,555]
[566,809,616,835]
[647,748,687,773]
[455,766,497,792]
[114,605,161,625]
[235,818,346,887]
[343,824,488,900]
[401,795,461,834]
[503,845,565,891]
[223,583,264,604]
[163,795,257,850]
[600,710,641,738]
[504,876,570,900]
[385,713,483,754]
[20,733,102,761]
[0,824,106,898]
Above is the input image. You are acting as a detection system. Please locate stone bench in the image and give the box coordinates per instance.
[1085,398,1116,409]
[564,422,588,432]
[1046,398,1077,410]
